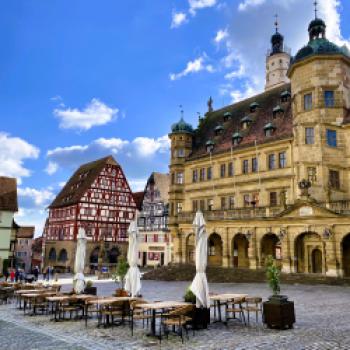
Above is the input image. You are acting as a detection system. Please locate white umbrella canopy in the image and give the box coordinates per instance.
[190,211,210,308]
[73,227,87,294]
[124,219,141,297]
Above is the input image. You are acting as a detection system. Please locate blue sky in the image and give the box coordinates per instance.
[0,0,349,235]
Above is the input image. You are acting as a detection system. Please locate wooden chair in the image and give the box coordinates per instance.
[100,300,127,327]
[59,297,84,320]
[129,299,152,335]
[160,305,195,344]
[32,295,49,315]
[243,297,262,324]
[225,297,246,325]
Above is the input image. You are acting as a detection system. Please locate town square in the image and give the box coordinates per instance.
[1,0,350,349]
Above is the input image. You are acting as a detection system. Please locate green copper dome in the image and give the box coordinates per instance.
[171,117,194,134]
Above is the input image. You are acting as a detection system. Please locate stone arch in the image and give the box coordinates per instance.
[48,248,56,261]
[341,233,350,277]
[261,233,281,267]
[294,232,323,274]
[58,249,68,262]
[232,233,249,268]
[108,247,120,264]
[208,233,223,267]
[186,233,195,264]
[90,247,100,265]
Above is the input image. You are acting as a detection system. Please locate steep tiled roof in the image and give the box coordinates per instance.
[189,84,293,160]
[17,226,35,239]
[0,176,18,212]
[49,155,118,209]
[133,191,145,211]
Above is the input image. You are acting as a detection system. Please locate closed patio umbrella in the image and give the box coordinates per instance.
[73,227,87,294]
[190,211,210,308]
[125,219,141,297]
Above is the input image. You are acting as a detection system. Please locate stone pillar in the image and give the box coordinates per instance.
[289,234,297,273]
[281,230,292,273]
[222,228,230,268]
[173,230,183,264]
[325,240,338,277]
[248,234,258,270]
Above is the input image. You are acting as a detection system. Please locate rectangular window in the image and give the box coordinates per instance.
[243,160,249,174]
[220,197,226,210]
[177,148,185,157]
[329,170,340,190]
[228,162,234,177]
[279,152,287,168]
[268,154,276,170]
[200,168,205,181]
[252,158,258,173]
[207,199,214,211]
[228,196,235,210]
[304,93,312,111]
[270,192,278,206]
[307,167,317,183]
[200,200,205,211]
[192,169,198,183]
[324,90,335,108]
[176,172,184,184]
[171,173,175,185]
[192,200,198,212]
[252,193,259,207]
[220,164,226,178]
[243,194,250,207]
[305,127,315,144]
[207,167,212,180]
[326,129,337,147]
[176,202,182,214]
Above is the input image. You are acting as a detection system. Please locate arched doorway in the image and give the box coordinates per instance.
[58,249,68,262]
[208,233,223,266]
[261,233,280,267]
[48,248,56,261]
[186,234,195,264]
[342,234,350,277]
[232,234,249,268]
[295,232,322,274]
[108,247,120,264]
[311,249,322,273]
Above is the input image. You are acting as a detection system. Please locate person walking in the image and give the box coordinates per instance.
[33,266,39,281]
[15,268,19,282]
[10,269,15,282]
[4,269,9,281]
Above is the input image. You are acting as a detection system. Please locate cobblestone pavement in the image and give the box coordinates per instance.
[1,280,350,350]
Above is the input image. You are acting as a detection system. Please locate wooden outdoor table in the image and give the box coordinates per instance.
[210,294,248,323]
[22,291,57,314]
[137,301,190,337]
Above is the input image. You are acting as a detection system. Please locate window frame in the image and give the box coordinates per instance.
[324,90,335,108]
[278,152,287,169]
[329,170,340,190]
[242,160,249,174]
[305,127,315,145]
[268,154,276,170]
[304,93,313,111]
[269,192,278,207]
[220,164,226,178]
[252,157,258,173]
[326,129,337,148]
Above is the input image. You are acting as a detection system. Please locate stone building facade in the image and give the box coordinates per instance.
[43,156,137,272]
[168,16,350,277]
[15,226,35,273]
[137,173,171,267]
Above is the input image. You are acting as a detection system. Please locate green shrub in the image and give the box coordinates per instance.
[265,255,281,295]
[184,287,196,304]
[112,256,129,289]
[86,280,93,288]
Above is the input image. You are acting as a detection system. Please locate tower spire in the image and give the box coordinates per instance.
[314,0,318,19]
[274,14,279,33]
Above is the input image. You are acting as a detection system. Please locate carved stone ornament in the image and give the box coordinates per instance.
[323,228,332,240]
[245,230,253,241]
[299,179,312,197]
[278,228,287,241]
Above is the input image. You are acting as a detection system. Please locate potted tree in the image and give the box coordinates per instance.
[263,256,295,329]
[84,280,97,295]
[112,256,129,297]
[183,287,210,330]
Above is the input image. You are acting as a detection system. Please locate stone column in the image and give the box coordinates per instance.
[281,229,292,273]
[222,228,230,268]
[173,230,183,264]
[325,239,338,277]
[248,232,258,270]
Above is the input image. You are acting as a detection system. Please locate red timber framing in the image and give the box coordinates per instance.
[44,156,137,244]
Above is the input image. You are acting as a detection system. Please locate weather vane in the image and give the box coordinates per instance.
[314,0,318,19]
[179,104,184,119]
[274,14,279,33]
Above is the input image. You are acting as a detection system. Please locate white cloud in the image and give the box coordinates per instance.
[58,181,66,188]
[18,187,55,207]
[238,0,266,12]
[54,98,118,131]
[95,138,129,153]
[229,83,260,103]
[171,11,187,28]
[132,135,170,157]
[0,132,39,184]
[224,63,246,80]
[45,161,58,175]
[170,55,214,80]
[189,0,217,15]
[128,179,147,192]
[214,28,228,43]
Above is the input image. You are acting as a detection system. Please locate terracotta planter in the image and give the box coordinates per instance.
[115,288,129,297]
[263,295,295,329]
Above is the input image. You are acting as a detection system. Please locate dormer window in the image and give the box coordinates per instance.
[264,123,276,137]
[223,112,232,122]
[241,116,253,130]
[281,91,291,103]
[232,132,243,146]
[215,125,224,136]
[273,105,284,118]
[206,140,215,153]
[250,102,259,113]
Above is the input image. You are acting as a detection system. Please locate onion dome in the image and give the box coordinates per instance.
[308,18,326,40]
[171,117,194,134]
[271,31,284,55]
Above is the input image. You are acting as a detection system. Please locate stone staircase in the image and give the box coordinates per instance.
[142,264,350,286]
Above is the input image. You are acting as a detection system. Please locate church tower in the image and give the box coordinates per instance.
[265,16,291,91]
